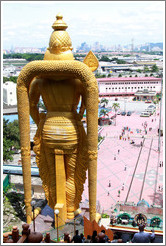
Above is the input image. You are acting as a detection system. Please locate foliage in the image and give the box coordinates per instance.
[99,109,108,117]
[136,69,142,73]
[118,73,122,77]
[3,185,26,231]
[123,54,131,57]
[74,54,86,58]
[138,50,163,56]
[110,58,126,64]
[153,94,160,104]
[100,98,109,107]
[112,103,120,126]
[112,103,120,113]
[3,53,44,61]
[3,76,18,84]
[144,66,149,72]
[95,73,106,78]
[116,59,126,64]
[151,64,159,73]
[102,213,110,218]
[98,135,104,143]
[135,74,138,77]
[145,74,148,77]
[99,55,111,62]
[3,119,20,161]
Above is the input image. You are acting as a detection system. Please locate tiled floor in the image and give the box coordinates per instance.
[82,109,163,212]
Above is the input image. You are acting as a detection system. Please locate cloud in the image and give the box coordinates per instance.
[2,1,164,49]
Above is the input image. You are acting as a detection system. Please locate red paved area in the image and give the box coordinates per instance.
[82,106,163,212]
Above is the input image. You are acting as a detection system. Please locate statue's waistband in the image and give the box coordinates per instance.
[46,111,76,118]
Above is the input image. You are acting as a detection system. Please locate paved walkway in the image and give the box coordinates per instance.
[82,108,163,213]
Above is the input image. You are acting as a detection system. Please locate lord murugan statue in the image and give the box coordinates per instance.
[17,14,99,225]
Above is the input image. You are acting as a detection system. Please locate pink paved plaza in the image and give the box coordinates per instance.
[82,108,163,212]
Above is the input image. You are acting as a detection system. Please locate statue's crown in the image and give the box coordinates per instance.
[52,13,68,31]
[44,13,73,60]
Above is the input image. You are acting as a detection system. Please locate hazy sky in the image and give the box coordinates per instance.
[2,1,165,50]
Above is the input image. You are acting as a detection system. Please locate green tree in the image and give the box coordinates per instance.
[151,64,159,73]
[110,58,126,64]
[95,74,106,78]
[112,103,120,126]
[118,73,122,77]
[116,59,126,64]
[3,53,44,61]
[100,98,109,108]
[9,76,18,83]
[136,69,142,73]
[99,55,111,62]
[99,109,108,117]
[3,76,18,84]
[3,77,9,83]
[3,119,14,161]
[144,66,149,73]
[153,94,160,105]
[3,119,20,161]
[124,54,131,57]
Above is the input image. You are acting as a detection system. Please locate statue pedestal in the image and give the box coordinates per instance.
[54,203,65,228]
[54,150,67,227]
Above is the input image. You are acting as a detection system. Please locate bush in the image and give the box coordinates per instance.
[98,136,104,143]
[102,213,110,218]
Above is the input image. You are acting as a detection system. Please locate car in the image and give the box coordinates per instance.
[117,111,121,115]
[145,100,152,103]
[148,105,156,109]
[140,112,150,117]
[145,108,155,115]
[121,111,126,116]
[127,111,132,116]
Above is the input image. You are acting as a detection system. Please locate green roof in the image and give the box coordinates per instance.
[117,212,131,219]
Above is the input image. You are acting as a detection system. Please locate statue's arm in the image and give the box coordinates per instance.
[29,78,41,126]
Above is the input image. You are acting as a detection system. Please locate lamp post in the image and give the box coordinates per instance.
[54,209,59,242]
[28,200,43,243]
[31,200,36,232]
[74,218,76,236]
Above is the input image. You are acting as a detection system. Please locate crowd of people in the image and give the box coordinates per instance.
[63,226,155,243]
[63,229,112,243]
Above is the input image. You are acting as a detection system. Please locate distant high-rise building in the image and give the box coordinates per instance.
[77,42,90,52]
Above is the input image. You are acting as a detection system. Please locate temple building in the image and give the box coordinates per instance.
[97,77,161,99]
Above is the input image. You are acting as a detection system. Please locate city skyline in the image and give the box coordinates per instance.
[2,1,165,50]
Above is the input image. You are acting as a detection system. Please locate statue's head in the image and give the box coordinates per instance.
[44,13,74,60]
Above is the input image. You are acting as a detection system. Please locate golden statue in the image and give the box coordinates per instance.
[17,14,99,225]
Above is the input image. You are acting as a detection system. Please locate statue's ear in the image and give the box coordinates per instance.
[83,51,99,72]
